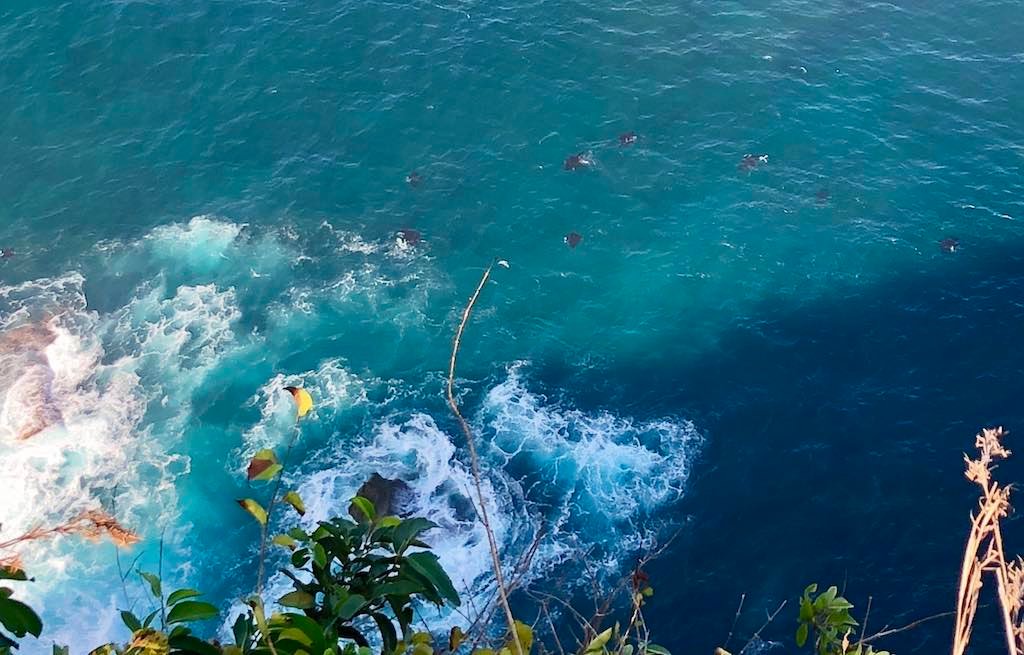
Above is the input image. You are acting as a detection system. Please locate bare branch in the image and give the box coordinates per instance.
[447,262,523,655]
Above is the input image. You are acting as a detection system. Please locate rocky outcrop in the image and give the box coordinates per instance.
[349,473,412,521]
[0,322,62,441]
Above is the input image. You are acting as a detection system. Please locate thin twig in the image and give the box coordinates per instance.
[542,602,566,655]
[863,610,957,642]
[447,262,523,655]
[158,533,166,630]
[111,490,133,610]
[256,425,300,594]
[464,523,544,652]
[857,596,872,653]
[725,593,745,649]
[739,600,786,655]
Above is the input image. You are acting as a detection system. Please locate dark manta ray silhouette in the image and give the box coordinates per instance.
[739,153,768,171]
[815,188,830,204]
[564,152,593,171]
[619,132,638,146]
[406,172,423,187]
[564,232,582,248]
[939,237,959,253]
[398,229,421,246]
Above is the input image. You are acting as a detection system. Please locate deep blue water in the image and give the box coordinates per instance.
[2,1,1024,653]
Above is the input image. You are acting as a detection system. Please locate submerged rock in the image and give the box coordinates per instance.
[349,473,412,521]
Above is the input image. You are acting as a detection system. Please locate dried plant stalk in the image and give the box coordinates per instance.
[0,509,139,577]
[447,261,524,655]
[952,427,1024,655]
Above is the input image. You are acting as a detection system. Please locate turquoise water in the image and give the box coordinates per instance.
[2,0,1024,652]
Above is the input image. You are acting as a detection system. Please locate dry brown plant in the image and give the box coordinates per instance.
[447,261,524,655]
[0,509,140,573]
[952,427,1024,655]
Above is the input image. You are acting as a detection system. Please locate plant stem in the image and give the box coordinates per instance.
[256,424,300,594]
[447,261,524,655]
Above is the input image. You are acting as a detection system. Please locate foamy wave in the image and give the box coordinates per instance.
[240,358,370,457]
[278,364,702,630]
[145,216,245,275]
[107,283,241,386]
[483,363,701,525]
[0,272,244,624]
[268,412,528,617]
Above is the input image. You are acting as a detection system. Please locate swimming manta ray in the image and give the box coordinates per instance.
[564,152,593,171]
[739,153,769,171]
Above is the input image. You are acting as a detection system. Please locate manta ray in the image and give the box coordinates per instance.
[739,153,769,171]
[397,228,422,247]
[564,152,593,171]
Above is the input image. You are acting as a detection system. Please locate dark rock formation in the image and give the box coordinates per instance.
[349,473,412,521]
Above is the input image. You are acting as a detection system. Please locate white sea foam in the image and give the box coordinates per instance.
[0,268,244,651]
[239,358,370,457]
[261,412,526,620]
[145,215,245,275]
[483,363,701,526]
[270,363,702,633]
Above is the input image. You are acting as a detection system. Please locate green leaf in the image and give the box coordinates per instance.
[449,626,466,652]
[283,491,306,516]
[379,516,402,528]
[0,631,18,650]
[279,591,315,609]
[411,632,433,645]
[405,552,460,607]
[232,613,251,649]
[277,613,327,654]
[392,518,437,553]
[291,548,310,568]
[0,596,43,637]
[139,571,162,599]
[350,496,376,523]
[646,646,670,655]
[120,610,142,632]
[237,499,268,526]
[169,632,222,655]
[87,646,118,655]
[272,534,298,551]
[378,580,426,597]
[813,586,838,611]
[142,609,159,628]
[584,628,612,654]
[338,594,367,620]
[796,623,809,648]
[167,588,202,606]
[412,643,433,655]
[372,613,398,655]
[166,600,219,624]
[506,621,533,655]
[799,598,813,622]
[247,449,281,481]
[0,568,26,582]
[312,543,327,569]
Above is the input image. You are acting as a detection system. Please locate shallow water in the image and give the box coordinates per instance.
[1,0,1023,653]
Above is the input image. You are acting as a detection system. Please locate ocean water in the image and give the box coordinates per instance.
[2,0,1024,653]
